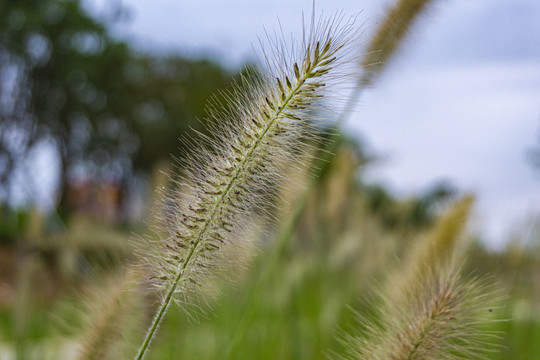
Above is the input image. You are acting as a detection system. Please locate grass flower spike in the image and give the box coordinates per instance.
[361,0,435,85]
[340,197,497,360]
[136,12,360,359]
[348,268,495,360]
[387,195,475,303]
[77,266,146,360]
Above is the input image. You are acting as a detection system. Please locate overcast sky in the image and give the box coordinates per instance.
[87,0,540,248]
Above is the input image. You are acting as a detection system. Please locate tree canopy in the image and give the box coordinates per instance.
[0,0,234,212]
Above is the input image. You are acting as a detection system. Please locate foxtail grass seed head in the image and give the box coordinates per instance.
[387,195,475,304]
[134,10,361,360]
[361,0,435,85]
[77,266,146,360]
[346,267,497,360]
[141,12,360,307]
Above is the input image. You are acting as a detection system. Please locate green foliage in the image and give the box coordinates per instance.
[0,206,30,244]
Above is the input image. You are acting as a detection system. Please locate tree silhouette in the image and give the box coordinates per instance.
[0,0,234,216]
